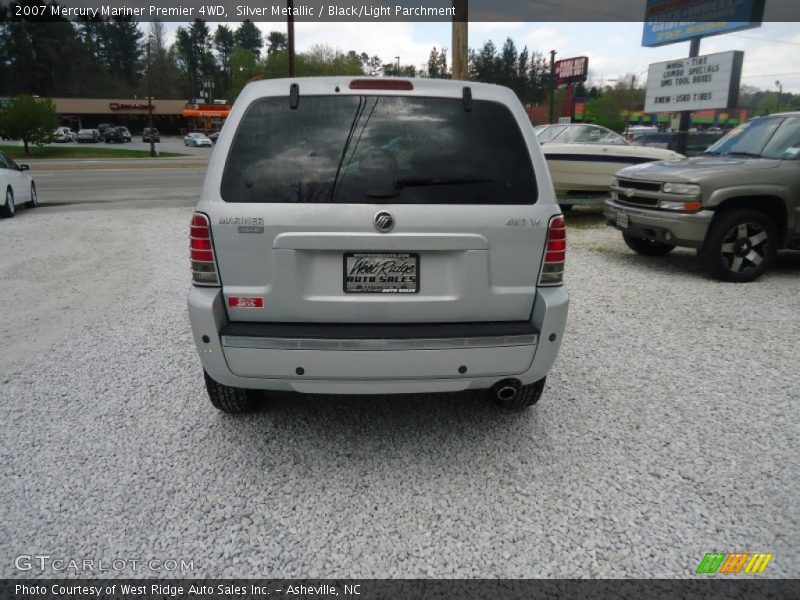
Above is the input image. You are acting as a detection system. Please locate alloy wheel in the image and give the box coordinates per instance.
[720,222,769,275]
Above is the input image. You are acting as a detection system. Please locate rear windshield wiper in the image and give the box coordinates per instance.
[393,177,493,189]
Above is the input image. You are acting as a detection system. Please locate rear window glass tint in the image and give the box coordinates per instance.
[220,95,537,204]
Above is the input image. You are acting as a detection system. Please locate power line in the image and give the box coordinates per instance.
[741,71,800,78]
[730,34,800,46]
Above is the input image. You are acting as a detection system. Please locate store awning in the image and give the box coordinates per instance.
[182,109,230,118]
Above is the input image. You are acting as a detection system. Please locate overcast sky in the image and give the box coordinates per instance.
[247,21,800,93]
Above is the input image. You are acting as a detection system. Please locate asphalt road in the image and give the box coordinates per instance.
[31,161,206,209]
[1,171,798,579]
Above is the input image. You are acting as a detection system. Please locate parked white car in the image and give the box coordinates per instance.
[184,132,213,147]
[0,152,38,218]
[51,126,76,143]
[188,77,569,413]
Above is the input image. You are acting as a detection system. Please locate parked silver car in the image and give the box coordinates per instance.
[76,129,101,143]
[188,77,569,413]
[184,132,213,147]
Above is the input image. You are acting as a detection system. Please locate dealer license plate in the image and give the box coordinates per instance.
[616,211,629,229]
[344,253,419,294]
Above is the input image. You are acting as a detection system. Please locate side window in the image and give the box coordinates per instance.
[0,153,10,169]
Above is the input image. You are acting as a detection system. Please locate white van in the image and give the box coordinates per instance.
[188,77,568,413]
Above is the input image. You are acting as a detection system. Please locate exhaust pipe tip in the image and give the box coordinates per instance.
[491,378,521,402]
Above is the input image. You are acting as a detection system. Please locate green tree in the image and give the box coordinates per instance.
[516,46,529,98]
[214,25,236,96]
[527,50,551,104]
[0,96,58,156]
[427,47,449,79]
[236,20,263,57]
[499,38,518,90]
[100,17,143,91]
[263,45,363,79]
[174,20,216,100]
[143,21,181,99]
[266,31,288,55]
[1,17,99,96]
[214,25,236,76]
[471,40,499,83]
[366,55,383,76]
[229,45,261,100]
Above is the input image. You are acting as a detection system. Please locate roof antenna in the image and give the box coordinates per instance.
[290,83,299,110]
[462,86,472,112]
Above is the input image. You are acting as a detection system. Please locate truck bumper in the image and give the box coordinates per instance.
[604,198,714,248]
[187,286,568,395]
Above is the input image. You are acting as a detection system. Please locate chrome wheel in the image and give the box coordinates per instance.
[719,222,768,275]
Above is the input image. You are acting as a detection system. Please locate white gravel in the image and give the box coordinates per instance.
[1,208,798,579]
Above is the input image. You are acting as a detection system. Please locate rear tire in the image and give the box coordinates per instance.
[622,232,675,255]
[493,377,546,409]
[1,187,15,218]
[26,183,37,208]
[698,209,777,282]
[203,370,261,413]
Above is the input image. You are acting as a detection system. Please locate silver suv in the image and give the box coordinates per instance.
[188,77,569,413]
[606,113,800,282]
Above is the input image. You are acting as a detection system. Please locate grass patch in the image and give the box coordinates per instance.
[0,145,185,160]
[564,208,606,229]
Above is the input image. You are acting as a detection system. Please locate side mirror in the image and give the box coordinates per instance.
[19,164,30,171]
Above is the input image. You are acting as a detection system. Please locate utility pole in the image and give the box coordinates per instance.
[775,80,782,113]
[451,0,467,80]
[548,50,556,124]
[146,35,156,158]
[395,56,400,75]
[675,37,700,156]
[287,0,296,77]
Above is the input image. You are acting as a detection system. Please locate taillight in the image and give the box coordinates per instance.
[539,215,566,286]
[190,212,219,286]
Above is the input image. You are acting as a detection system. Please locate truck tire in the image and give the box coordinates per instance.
[699,209,778,282]
[203,370,261,413]
[493,377,546,409]
[622,232,675,255]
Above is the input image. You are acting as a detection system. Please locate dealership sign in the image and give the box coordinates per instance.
[642,0,764,47]
[554,56,588,85]
[644,51,744,113]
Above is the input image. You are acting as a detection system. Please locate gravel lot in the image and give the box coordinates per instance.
[1,206,798,578]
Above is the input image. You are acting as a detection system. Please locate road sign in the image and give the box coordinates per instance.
[644,51,744,114]
[642,0,764,47]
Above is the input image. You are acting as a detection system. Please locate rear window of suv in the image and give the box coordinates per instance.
[220,95,537,204]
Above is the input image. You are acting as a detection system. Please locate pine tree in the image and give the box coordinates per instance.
[236,20,263,57]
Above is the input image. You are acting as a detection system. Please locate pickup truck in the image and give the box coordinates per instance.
[605,112,800,282]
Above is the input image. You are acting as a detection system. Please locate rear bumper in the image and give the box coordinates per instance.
[604,198,713,247]
[187,286,568,395]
